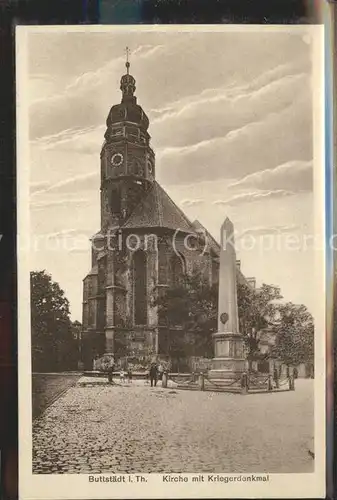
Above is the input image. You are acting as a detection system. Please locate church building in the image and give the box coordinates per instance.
[81,56,248,370]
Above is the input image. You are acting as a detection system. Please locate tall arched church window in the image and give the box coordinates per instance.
[98,257,106,291]
[133,250,147,325]
[88,300,95,327]
[170,253,185,287]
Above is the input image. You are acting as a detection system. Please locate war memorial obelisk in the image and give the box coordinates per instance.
[209,217,246,381]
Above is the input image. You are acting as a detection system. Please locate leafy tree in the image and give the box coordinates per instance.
[155,272,217,364]
[272,302,314,368]
[71,320,82,339]
[237,283,283,367]
[31,270,78,372]
[156,274,282,365]
[155,270,313,374]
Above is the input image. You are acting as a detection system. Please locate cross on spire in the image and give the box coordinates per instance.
[120,46,136,99]
[125,46,130,74]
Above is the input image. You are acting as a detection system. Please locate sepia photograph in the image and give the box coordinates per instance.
[17,25,325,499]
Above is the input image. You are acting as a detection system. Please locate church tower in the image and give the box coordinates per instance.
[81,49,218,371]
[100,48,155,230]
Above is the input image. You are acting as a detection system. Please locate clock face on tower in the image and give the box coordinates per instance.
[111,153,124,167]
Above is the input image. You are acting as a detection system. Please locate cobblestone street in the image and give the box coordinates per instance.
[32,379,314,474]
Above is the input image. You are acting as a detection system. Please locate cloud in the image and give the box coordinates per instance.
[237,224,301,237]
[30,181,51,193]
[157,90,312,186]
[32,171,99,196]
[150,61,303,119]
[32,126,103,155]
[29,45,166,140]
[213,190,296,207]
[28,32,312,191]
[59,44,163,98]
[69,245,92,254]
[40,228,92,238]
[31,198,92,210]
[31,229,92,254]
[28,30,311,144]
[30,84,312,193]
[151,69,310,149]
[180,199,204,208]
[28,80,313,215]
[31,229,92,252]
[228,160,313,192]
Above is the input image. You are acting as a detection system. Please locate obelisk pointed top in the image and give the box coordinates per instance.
[220,216,235,252]
[221,216,234,230]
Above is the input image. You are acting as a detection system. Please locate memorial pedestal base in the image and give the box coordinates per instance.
[210,358,246,375]
[209,331,246,383]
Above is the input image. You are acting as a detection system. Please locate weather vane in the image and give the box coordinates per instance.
[125,46,130,74]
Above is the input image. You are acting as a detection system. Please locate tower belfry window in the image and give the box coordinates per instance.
[109,186,121,214]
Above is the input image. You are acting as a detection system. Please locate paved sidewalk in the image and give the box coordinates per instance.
[32,380,314,474]
[32,373,82,419]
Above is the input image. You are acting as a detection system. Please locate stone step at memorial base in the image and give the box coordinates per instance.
[204,378,242,393]
[208,368,244,379]
[175,383,200,391]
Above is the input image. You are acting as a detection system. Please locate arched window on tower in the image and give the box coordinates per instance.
[170,253,185,287]
[126,126,140,140]
[132,249,147,325]
[111,127,123,138]
[109,186,121,214]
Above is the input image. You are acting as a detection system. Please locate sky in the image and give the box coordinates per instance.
[26,27,320,321]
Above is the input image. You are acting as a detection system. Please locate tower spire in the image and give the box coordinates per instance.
[120,47,136,100]
[125,46,130,75]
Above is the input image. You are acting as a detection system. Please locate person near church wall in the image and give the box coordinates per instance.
[93,355,99,371]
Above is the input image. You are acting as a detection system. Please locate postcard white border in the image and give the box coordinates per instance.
[17,24,326,499]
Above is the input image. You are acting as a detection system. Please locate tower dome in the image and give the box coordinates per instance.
[106,48,149,132]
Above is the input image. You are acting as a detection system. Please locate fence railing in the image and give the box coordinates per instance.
[165,371,295,394]
[82,369,296,394]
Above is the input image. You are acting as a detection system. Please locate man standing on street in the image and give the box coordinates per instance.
[149,364,158,387]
